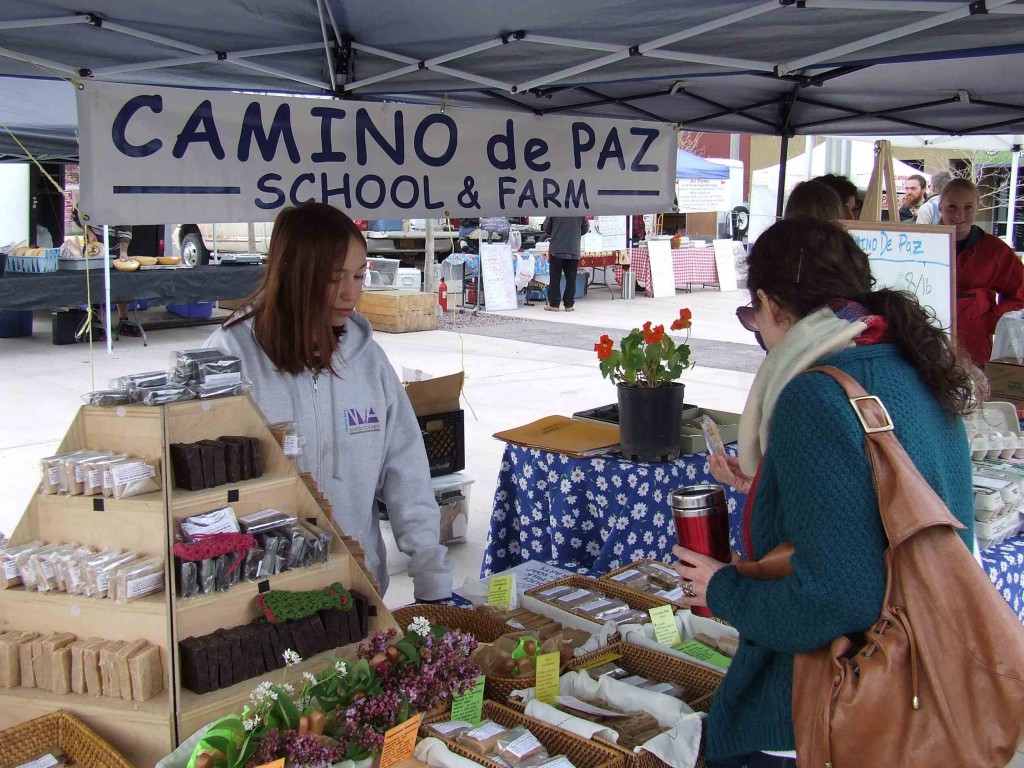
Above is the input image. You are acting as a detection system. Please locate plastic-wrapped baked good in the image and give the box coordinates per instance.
[198,356,242,385]
[427,720,474,739]
[113,557,165,603]
[180,507,240,541]
[237,509,293,536]
[495,726,547,764]
[269,421,303,457]
[111,370,168,390]
[83,389,131,407]
[552,587,602,610]
[1,541,43,589]
[609,609,651,628]
[177,559,199,599]
[129,382,194,405]
[637,561,679,590]
[111,458,161,499]
[575,597,630,621]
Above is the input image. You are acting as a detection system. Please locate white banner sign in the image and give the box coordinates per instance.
[77,82,677,225]
[675,178,730,213]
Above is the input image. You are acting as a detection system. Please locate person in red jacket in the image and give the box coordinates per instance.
[942,178,1024,366]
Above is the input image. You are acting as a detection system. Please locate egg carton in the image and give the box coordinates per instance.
[977,506,1024,551]
[965,401,1022,461]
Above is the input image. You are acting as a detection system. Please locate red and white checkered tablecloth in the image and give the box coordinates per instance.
[614,246,719,296]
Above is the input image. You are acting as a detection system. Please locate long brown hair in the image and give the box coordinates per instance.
[227,203,365,375]
[784,180,844,221]
[747,218,981,417]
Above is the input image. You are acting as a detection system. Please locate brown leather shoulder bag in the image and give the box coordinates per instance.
[736,365,1024,768]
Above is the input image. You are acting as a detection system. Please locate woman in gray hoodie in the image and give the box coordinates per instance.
[207,203,452,601]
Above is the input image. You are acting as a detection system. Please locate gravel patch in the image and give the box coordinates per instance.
[437,310,531,330]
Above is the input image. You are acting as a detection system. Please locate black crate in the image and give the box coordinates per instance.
[51,308,104,345]
[417,409,465,477]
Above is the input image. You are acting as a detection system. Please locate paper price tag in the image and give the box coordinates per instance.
[450,675,485,725]
[675,639,732,669]
[534,652,561,704]
[487,573,516,609]
[379,713,421,768]
[649,604,682,648]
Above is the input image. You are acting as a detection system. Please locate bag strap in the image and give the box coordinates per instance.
[804,365,965,548]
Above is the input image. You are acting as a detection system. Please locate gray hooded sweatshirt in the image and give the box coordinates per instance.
[206,313,452,600]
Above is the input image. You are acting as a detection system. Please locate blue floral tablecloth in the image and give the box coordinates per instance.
[482,442,745,577]
[483,442,1024,623]
[981,535,1024,621]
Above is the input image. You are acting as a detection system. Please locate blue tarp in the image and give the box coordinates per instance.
[676,149,730,180]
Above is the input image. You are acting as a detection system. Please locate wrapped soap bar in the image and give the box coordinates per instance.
[575,597,630,621]
[607,568,649,591]
[299,520,332,564]
[84,640,112,695]
[83,389,131,407]
[495,726,547,764]
[177,560,199,599]
[77,549,121,597]
[18,634,39,688]
[70,638,101,694]
[113,557,165,603]
[238,509,293,535]
[428,720,474,739]
[610,609,650,627]
[619,674,650,688]
[535,584,574,600]
[0,631,26,687]
[39,450,86,495]
[197,440,227,487]
[180,506,239,540]
[170,443,205,491]
[34,633,75,692]
[61,450,109,495]
[553,587,602,610]
[258,534,283,576]
[174,348,223,380]
[101,641,126,697]
[715,634,739,658]
[1,541,43,588]
[48,545,94,593]
[129,643,164,701]
[82,454,127,497]
[283,527,306,571]
[637,561,679,590]
[111,370,168,390]
[197,380,253,399]
[457,721,510,755]
[198,356,242,385]
[111,458,161,499]
[198,558,217,595]
[269,421,303,457]
[17,544,66,592]
[584,662,629,681]
[242,547,265,581]
[88,551,138,598]
[129,382,195,405]
[643,680,688,698]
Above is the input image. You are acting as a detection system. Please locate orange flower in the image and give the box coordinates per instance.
[670,308,693,331]
[594,334,614,360]
[642,321,652,333]
[643,324,665,345]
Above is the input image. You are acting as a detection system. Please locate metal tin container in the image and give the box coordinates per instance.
[671,484,731,618]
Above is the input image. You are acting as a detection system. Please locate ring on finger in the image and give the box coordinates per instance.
[682,581,697,598]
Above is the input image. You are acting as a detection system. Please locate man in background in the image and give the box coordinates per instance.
[899,174,927,222]
[542,216,590,312]
[916,170,953,226]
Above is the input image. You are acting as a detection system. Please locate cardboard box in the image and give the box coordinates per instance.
[986,358,1024,402]
[403,371,463,417]
[680,408,741,455]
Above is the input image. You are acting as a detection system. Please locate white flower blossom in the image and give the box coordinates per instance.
[282,649,302,666]
[243,717,258,732]
[409,616,432,638]
[250,681,278,707]
[303,671,318,685]
[335,660,348,675]
[281,683,295,695]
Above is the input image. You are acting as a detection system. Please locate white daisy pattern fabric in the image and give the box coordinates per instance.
[483,443,744,576]
[981,538,1024,621]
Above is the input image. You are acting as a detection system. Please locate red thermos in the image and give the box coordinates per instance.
[438,277,448,312]
[671,484,731,618]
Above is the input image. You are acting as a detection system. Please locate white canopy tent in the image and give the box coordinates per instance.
[749,140,931,242]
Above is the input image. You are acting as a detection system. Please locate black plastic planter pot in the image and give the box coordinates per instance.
[617,382,684,462]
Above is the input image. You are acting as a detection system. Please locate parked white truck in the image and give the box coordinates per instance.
[175,219,457,267]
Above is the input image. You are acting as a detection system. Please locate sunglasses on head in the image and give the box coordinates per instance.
[736,302,757,333]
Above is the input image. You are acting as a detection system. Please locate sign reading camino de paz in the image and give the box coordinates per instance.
[77,82,677,225]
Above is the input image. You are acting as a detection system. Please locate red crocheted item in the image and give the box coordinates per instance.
[172,532,257,561]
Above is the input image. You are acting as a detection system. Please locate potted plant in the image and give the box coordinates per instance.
[594,308,694,462]
[175,618,480,768]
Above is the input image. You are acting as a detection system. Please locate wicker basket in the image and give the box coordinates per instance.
[391,605,512,643]
[422,700,626,768]
[524,574,672,616]
[0,710,133,768]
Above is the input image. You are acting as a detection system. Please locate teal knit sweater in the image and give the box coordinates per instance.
[705,344,973,762]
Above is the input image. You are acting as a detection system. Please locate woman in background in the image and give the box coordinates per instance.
[783,180,844,221]
[208,202,452,601]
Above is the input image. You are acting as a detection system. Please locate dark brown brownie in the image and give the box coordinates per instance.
[170,443,205,491]
[178,636,211,694]
[197,439,227,487]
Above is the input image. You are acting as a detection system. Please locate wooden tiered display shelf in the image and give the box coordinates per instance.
[0,395,396,766]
